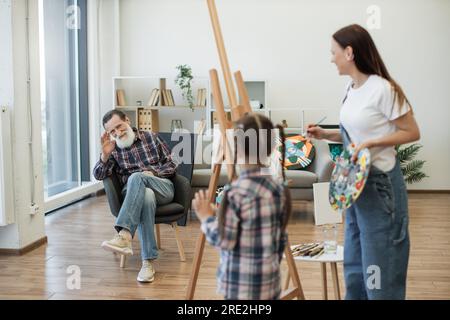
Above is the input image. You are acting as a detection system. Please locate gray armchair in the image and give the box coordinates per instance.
[102,132,196,266]
[103,173,191,265]
[104,173,192,226]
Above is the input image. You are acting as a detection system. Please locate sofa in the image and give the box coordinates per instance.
[191,137,334,201]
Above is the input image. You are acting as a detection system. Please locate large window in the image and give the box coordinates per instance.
[39,0,90,200]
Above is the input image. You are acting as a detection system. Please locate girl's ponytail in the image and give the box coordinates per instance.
[276,124,291,231]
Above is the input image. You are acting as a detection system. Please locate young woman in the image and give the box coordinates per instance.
[193,114,291,300]
[308,24,420,300]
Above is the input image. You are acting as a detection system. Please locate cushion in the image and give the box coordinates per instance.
[156,203,185,217]
[191,168,229,188]
[285,170,318,188]
[192,168,318,189]
[280,135,315,170]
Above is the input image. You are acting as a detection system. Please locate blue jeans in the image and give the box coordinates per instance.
[341,127,410,299]
[115,172,174,260]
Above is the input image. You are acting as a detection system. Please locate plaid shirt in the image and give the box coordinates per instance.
[93,129,177,185]
[201,168,288,300]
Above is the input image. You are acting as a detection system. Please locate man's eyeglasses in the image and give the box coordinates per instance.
[108,123,127,137]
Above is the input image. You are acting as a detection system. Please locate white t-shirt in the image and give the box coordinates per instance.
[340,75,410,172]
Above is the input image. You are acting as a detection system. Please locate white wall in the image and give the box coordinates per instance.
[118,0,450,190]
[0,0,45,249]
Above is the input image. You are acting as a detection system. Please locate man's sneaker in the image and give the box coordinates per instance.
[137,260,155,283]
[101,234,133,256]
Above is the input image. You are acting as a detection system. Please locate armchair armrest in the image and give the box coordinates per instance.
[103,172,124,218]
[172,174,192,217]
[172,174,192,226]
[308,139,335,183]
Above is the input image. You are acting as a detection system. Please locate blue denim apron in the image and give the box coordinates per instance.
[341,125,410,300]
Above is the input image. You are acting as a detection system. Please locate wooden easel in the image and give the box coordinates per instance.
[185,0,305,300]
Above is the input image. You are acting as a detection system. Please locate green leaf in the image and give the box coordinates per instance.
[405,171,428,184]
[397,143,427,185]
[175,64,195,110]
[397,144,422,164]
[402,159,426,176]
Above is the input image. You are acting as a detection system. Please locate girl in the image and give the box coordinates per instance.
[193,114,291,300]
[308,24,420,299]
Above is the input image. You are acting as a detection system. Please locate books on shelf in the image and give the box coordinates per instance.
[162,89,168,106]
[116,89,127,107]
[168,89,175,106]
[164,89,175,106]
[165,89,175,106]
[148,89,175,106]
[196,88,207,107]
[202,89,207,106]
[212,110,231,125]
[147,89,159,106]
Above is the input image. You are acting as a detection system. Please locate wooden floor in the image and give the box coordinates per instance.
[0,193,449,300]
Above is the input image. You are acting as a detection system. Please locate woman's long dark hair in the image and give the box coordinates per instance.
[217,114,292,240]
[333,24,411,112]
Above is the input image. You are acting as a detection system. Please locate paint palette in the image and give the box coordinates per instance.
[329,144,371,211]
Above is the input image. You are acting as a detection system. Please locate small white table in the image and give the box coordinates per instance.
[286,245,344,300]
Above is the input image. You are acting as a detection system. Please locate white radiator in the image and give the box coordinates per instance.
[0,0,15,226]
[0,107,14,226]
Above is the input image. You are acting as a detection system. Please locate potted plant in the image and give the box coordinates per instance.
[175,64,195,111]
[396,143,428,184]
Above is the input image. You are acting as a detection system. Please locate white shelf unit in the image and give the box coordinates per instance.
[244,80,267,109]
[210,106,338,136]
[209,103,338,137]
[267,107,340,135]
[112,76,211,133]
[209,80,267,130]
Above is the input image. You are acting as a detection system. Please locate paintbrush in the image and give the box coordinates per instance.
[303,116,328,137]
[313,248,325,259]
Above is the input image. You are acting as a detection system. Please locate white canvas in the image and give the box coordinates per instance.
[313,182,342,226]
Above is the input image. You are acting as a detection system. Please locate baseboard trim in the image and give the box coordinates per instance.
[0,236,48,256]
[408,190,450,194]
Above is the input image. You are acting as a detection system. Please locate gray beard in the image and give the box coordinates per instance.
[114,127,136,149]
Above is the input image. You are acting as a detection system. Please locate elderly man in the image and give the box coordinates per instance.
[93,110,177,283]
